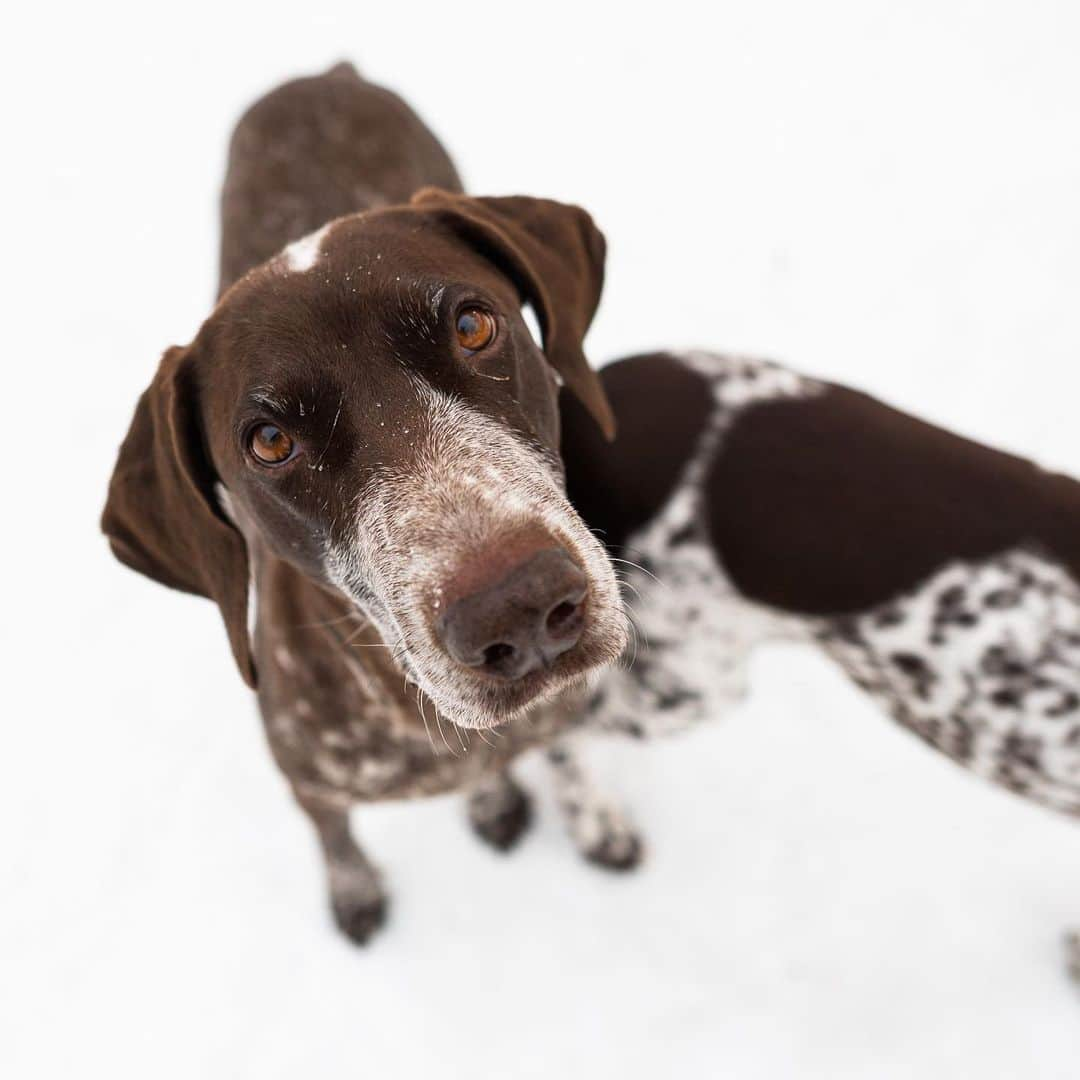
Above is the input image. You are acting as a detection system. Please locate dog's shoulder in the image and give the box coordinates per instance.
[561,352,716,553]
[705,381,1080,614]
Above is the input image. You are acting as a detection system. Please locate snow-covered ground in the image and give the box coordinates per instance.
[6,2,1080,1076]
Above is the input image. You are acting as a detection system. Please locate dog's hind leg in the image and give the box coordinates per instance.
[547,733,643,871]
[466,768,533,852]
[294,787,387,945]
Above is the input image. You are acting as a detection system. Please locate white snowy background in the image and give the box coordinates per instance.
[6,1,1080,1076]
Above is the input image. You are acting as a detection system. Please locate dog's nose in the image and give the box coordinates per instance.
[438,547,587,680]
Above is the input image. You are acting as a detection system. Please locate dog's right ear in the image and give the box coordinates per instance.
[101,345,255,687]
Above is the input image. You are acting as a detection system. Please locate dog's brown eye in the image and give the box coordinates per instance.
[248,423,296,466]
[455,307,496,353]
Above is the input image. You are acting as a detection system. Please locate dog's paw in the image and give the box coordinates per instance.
[332,891,388,945]
[568,804,644,872]
[471,792,532,852]
[468,775,533,853]
[582,818,644,872]
[329,862,387,946]
[1064,929,1080,982]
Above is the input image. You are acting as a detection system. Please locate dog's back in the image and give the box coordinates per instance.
[218,61,461,294]
[567,351,1080,813]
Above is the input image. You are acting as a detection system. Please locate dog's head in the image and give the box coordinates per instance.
[103,190,627,729]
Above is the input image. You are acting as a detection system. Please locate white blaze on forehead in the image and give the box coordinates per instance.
[282,221,333,272]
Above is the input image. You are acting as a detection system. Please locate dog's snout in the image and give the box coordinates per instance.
[438,547,588,680]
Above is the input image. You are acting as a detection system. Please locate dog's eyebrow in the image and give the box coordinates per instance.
[402,281,447,317]
[385,283,452,348]
[247,386,291,415]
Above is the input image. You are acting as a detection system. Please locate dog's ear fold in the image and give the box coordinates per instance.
[410,188,616,440]
[101,345,256,687]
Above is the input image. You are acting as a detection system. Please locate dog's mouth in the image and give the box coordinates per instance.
[412,631,624,731]
[389,642,591,728]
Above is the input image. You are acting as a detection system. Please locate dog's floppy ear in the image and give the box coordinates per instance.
[101,345,255,687]
[410,188,615,439]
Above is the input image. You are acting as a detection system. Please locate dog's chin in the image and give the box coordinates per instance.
[435,670,589,731]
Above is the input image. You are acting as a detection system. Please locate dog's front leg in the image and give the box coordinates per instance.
[466,769,533,852]
[547,732,643,871]
[293,787,387,945]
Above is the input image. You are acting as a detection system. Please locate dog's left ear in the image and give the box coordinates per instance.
[411,187,615,439]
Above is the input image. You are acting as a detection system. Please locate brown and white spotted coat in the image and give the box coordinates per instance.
[561,349,1080,965]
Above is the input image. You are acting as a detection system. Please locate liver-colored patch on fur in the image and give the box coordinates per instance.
[705,384,1080,614]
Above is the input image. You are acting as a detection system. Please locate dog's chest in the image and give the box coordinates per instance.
[260,624,559,801]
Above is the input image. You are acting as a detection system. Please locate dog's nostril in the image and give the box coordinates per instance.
[545,600,580,638]
[482,642,516,669]
[438,545,587,681]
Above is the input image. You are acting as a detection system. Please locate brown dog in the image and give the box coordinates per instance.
[102,63,633,944]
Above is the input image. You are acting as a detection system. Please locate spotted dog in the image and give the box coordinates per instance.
[560,350,1080,967]
[102,64,631,945]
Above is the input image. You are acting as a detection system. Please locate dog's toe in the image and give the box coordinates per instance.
[468,786,531,851]
[333,893,388,945]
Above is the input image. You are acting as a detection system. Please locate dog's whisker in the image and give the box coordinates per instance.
[416,688,438,758]
[621,614,640,671]
[433,705,459,758]
[343,622,380,646]
[617,599,645,666]
[295,611,361,630]
[454,719,469,754]
[621,594,647,643]
[610,555,668,590]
